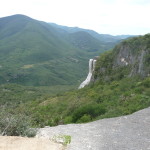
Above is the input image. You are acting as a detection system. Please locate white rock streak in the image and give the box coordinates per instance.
[121,57,128,65]
[78,59,96,89]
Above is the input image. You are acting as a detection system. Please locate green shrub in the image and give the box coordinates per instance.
[64,116,73,124]
[77,114,91,123]
[52,135,71,146]
[72,104,106,123]
[142,77,150,88]
[0,109,36,137]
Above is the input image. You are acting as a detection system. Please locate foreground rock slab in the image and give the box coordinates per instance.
[0,136,63,150]
[37,107,150,150]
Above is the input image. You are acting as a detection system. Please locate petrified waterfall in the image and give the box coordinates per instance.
[78,59,96,89]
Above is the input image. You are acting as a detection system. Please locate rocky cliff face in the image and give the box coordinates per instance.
[94,34,150,81]
[113,40,149,77]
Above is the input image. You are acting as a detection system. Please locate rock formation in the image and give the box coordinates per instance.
[94,34,150,82]
[113,44,149,77]
[37,107,150,150]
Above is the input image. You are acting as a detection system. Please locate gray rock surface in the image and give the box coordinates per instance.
[37,107,150,150]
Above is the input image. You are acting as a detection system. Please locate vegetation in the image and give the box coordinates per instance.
[68,31,106,52]
[0,105,36,137]
[28,76,150,126]
[52,135,71,146]
[1,76,149,128]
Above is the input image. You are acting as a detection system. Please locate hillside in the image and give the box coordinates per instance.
[50,23,135,51]
[0,14,125,86]
[30,34,149,126]
[1,34,149,128]
[68,31,105,52]
[0,15,84,86]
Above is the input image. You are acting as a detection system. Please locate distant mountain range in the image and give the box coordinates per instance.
[0,14,134,86]
[49,23,133,42]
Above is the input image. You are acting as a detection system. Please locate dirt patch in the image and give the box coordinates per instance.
[0,136,64,150]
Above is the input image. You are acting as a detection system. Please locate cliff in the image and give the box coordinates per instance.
[94,34,150,82]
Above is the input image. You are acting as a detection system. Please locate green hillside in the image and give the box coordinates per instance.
[1,34,149,128]
[0,15,87,86]
[0,14,123,86]
[50,23,135,50]
[68,31,106,52]
[27,34,149,126]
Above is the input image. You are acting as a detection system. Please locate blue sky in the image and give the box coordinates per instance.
[0,0,150,35]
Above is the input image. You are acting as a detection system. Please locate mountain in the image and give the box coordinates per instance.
[68,31,106,52]
[49,23,126,52]
[49,23,133,42]
[0,15,82,86]
[0,14,125,86]
[50,22,135,52]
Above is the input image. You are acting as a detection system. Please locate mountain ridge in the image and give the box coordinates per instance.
[49,22,134,42]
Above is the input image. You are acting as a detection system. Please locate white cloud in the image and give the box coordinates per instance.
[0,0,150,35]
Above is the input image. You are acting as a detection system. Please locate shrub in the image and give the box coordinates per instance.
[52,135,71,146]
[72,104,106,123]
[64,116,73,124]
[77,114,91,123]
[142,77,150,88]
[0,108,36,137]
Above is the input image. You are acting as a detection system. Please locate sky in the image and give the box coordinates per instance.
[0,0,150,35]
